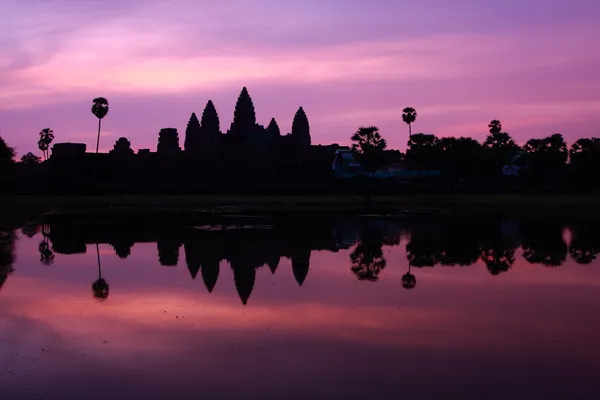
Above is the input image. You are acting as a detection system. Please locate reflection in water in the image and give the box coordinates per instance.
[402,263,416,289]
[521,219,567,267]
[38,225,55,265]
[0,229,16,291]
[569,220,600,264]
[350,225,387,282]
[4,213,600,398]
[92,243,109,301]
[8,213,600,304]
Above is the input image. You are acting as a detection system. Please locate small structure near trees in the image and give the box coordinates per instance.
[332,147,364,178]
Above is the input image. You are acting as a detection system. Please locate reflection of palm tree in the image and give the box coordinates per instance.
[38,226,55,265]
[402,262,416,290]
[92,243,109,301]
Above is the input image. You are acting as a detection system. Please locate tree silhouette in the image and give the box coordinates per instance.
[184,112,202,153]
[0,136,15,164]
[110,137,134,157]
[522,133,568,185]
[38,139,48,161]
[488,120,502,135]
[91,97,109,153]
[438,137,483,184]
[229,87,256,139]
[38,128,54,160]
[405,133,440,170]
[351,126,387,172]
[291,106,311,148]
[20,152,41,165]
[569,137,600,187]
[92,243,109,301]
[267,118,281,138]
[402,107,417,139]
[483,125,520,178]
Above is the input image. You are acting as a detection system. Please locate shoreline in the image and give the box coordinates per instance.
[2,194,600,219]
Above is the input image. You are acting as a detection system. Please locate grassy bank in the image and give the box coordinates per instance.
[2,194,600,220]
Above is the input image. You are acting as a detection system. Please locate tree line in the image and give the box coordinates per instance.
[2,95,600,193]
[351,115,600,190]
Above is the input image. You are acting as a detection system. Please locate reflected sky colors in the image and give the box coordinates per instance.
[2,0,600,156]
[2,215,600,398]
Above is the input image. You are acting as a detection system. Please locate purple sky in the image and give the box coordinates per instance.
[1,0,600,156]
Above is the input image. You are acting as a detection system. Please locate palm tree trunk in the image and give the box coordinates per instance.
[95,119,102,153]
[96,243,102,278]
[409,123,412,138]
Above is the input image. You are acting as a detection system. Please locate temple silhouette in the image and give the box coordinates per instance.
[50,87,312,159]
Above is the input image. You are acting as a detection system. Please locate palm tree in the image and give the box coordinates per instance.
[402,107,417,139]
[91,97,109,153]
[92,243,109,301]
[38,128,54,160]
[402,262,417,289]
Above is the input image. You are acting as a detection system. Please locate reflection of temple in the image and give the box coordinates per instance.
[27,212,600,302]
[43,213,347,304]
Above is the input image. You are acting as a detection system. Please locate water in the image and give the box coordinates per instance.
[2,212,600,399]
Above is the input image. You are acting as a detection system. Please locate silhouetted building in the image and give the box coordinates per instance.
[291,106,311,148]
[51,143,86,158]
[157,128,181,155]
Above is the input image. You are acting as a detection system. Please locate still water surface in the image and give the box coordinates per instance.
[1,212,600,399]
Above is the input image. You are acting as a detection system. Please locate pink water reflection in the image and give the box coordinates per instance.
[2,228,600,399]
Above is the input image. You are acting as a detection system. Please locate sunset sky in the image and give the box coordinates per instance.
[1,0,600,156]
